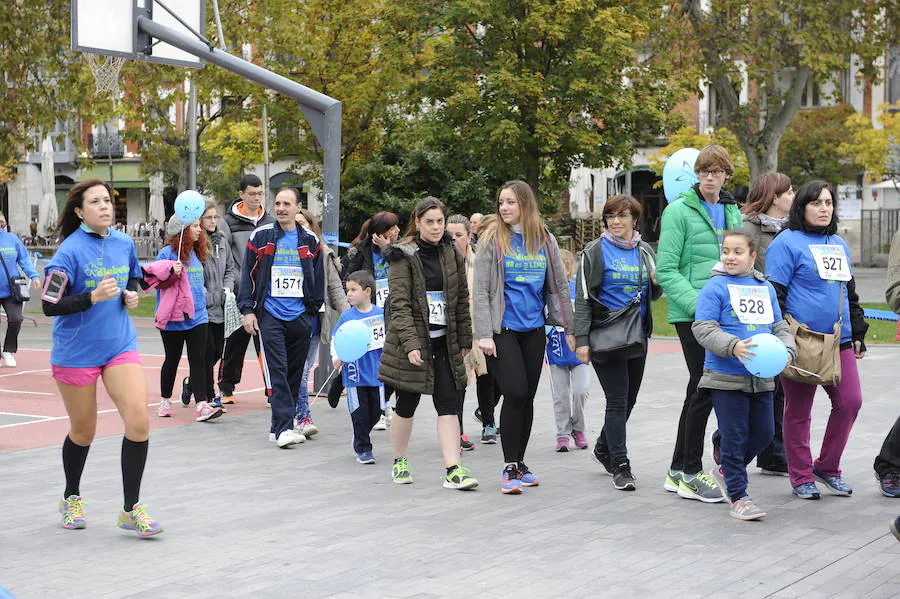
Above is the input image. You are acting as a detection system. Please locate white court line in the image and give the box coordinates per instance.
[0,402,167,429]
[0,389,54,396]
[0,369,52,378]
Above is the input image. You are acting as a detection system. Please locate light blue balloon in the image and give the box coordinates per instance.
[662,147,700,202]
[743,333,789,378]
[333,319,371,362]
[174,190,206,223]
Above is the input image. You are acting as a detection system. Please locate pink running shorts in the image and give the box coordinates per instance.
[52,350,143,387]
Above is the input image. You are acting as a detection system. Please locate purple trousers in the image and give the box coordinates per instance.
[781,348,862,487]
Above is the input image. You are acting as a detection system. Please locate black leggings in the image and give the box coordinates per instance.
[204,322,225,400]
[475,361,502,428]
[486,327,545,463]
[394,338,459,418]
[671,321,712,474]
[0,298,23,354]
[160,324,208,403]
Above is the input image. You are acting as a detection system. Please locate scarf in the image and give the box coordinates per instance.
[601,229,641,250]
[757,213,787,232]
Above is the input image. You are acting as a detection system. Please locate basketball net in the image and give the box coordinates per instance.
[85,54,126,98]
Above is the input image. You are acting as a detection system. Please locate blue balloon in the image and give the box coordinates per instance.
[743,333,789,378]
[174,190,206,223]
[662,147,700,202]
[333,319,371,362]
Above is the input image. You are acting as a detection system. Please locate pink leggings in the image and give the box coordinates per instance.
[781,348,862,487]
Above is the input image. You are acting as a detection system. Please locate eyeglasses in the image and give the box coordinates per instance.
[699,169,726,177]
[201,215,220,221]
[605,212,632,221]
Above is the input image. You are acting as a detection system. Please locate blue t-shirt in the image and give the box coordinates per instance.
[597,238,651,323]
[0,231,39,299]
[156,246,208,331]
[766,229,852,343]
[502,232,547,331]
[701,200,726,242]
[44,228,142,367]
[546,281,580,367]
[695,273,783,376]
[372,249,389,280]
[263,228,307,321]
[333,305,384,387]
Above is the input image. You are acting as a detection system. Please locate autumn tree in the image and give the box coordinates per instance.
[778,104,860,187]
[839,102,900,186]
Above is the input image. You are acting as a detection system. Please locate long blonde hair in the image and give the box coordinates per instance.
[478,180,548,257]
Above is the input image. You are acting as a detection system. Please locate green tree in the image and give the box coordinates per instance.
[778,104,860,187]
[653,0,897,184]
[648,126,749,188]
[839,102,900,185]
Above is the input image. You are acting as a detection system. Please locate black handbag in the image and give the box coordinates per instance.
[588,247,646,362]
[0,254,29,302]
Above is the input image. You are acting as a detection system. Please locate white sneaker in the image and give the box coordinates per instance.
[275,429,305,447]
[373,414,387,431]
[2,352,16,367]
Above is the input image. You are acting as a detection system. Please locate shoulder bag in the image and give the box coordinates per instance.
[781,282,842,386]
[0,254,30,303]
[588,246,646,362]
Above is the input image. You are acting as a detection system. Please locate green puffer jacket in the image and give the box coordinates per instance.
[656,185,743,323]
[378,234,472,394]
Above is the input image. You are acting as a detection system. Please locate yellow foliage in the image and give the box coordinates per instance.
[838,102,900,183]
[648,127,750,188]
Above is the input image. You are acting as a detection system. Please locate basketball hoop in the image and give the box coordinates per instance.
[85,54,126,97]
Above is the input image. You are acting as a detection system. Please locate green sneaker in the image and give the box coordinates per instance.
[443,464,479,490]
[59,495,86,530]
[677,472,725,503]
[663,469,683,493]
[116,502,163,537]
[392,457,413,484]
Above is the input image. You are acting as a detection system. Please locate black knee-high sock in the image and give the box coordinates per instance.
[121,437,149,511]
[62,435,91,498]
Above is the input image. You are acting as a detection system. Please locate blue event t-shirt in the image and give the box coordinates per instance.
[701,200,726,243]
[596,238,651,324]
[766,229,852,343]
[694,273,783,376]
[263,228,306,321]
[502,232,547,331]
[333,305,384,387]
[44,228,142,367]
[372,248,389,280]
[546,280,580,367]
[156,246,208,331]
[0,231,39,299]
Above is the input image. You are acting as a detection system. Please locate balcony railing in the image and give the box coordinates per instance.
[89,130,125,158]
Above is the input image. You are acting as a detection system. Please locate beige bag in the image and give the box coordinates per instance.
[781,283,843,386]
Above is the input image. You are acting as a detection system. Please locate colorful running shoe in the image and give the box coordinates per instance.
[677,472,725,503]
[571,430,588,449]
[813,469,853,496]
[792,482,821,500]
[157,398,173,418]
[556,436,570,452]
[295,417,319,437]
[460,434,475,451]
[517,463,540,487]
[180,377,192,406]
[117,502,163,537]
[663,469,683,493]
[392,457,413,484]
[481,425,498,444]
[443,464,479,490]
[501,464,522,494]
[879,472,900,498]
[730,496,766,521]
[195,402,224,422]
[59,495,86,530]
[208,396,225,411]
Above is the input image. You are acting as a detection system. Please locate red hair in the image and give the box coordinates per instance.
[165,226,207,264]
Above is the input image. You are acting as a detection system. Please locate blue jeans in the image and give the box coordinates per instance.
[295,334,320,420]
[710,388,774,502]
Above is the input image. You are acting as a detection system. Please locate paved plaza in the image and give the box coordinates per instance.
[1,318,899,598]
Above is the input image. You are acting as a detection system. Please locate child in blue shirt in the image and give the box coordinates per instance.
[332,270,385,464]
[692,230,796,521]
[546,249,591,452]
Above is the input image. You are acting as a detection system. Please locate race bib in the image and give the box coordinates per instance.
[362,315,385,351]
[427,291,447,326]
[271,266,304,297]
[727,285,774,325]
[375,278,389,308]
[809,245,851,281]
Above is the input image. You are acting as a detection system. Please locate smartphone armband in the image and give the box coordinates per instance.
[42,270,69,304]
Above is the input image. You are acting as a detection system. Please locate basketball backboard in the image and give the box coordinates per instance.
[72,0,205,68]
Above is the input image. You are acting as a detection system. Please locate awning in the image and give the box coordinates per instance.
[75,162,149,188]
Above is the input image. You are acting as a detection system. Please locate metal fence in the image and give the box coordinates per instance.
[860,209,900,267]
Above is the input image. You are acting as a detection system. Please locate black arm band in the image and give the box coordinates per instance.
[43,292,94,316]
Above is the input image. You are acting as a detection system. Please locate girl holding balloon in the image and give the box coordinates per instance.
[691,229,796,520]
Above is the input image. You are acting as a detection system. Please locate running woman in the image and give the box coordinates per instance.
[473,180,574,494]
[0,210,41,367]
[43,179,162,536]
[379,197,478,490]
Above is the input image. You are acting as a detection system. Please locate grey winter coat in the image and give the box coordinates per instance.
[741,214,781,272]
[320,244,350,345]
[203,228,236,324]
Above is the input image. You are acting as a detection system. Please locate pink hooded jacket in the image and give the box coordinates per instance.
[142,260,195,330]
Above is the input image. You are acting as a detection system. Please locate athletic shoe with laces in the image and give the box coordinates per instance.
[792,481,821,500]
[2,351,16,367]
[571,430,588,449]
[813,469,853,496]
[295,417,319,437]
[356,451,375,464]
[460,434,474,451]
[59,495,86,530]
[730,496,766,521]
[663,469,683,492]
[443,464,479,490]
[208,396,226,411]
[592,445,614,476]
[481,425,498,444]
[891,516,900,541]
[677,472,725,503]
[392,457,413,484]
[373,414,387,431]
[612,462,636,491]
[710,465,728,501]
[759,464,789,476]
[517,463,540,487]
[556,436,570,452]
[157,398,173,418]
[117,502,163,537]
[180,377,192,406]
[275,429,305,447]
[195,402,224,422]
[879,472,900,498]
[220,395,235,405]
[501,464,523,494]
